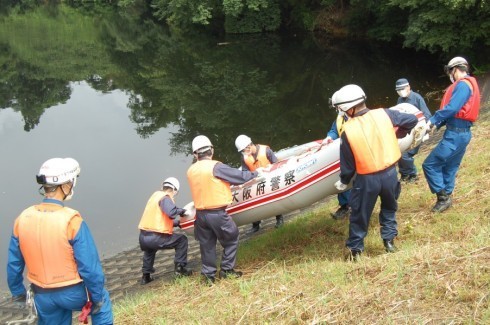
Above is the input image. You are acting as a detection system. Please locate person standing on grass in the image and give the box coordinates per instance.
[332,85,418,261]
[321,94,352,221]
[422,57,481,213]
[7,158,113,324]
[395,78,432,183]
[235,134,284,232]
[187,135,261,284]
[138,177,192,285]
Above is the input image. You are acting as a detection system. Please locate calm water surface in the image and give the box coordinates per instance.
[0,5,448,290]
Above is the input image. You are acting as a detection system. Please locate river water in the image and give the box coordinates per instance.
[0,5,448,291]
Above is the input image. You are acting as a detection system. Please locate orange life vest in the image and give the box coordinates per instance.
[15,203,83,288]
[440,76,480,122]
[243,145,271,171]
[187,160,232,210]
[343,109,401,174]
[138,191,175,234]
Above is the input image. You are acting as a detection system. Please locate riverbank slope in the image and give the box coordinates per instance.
[113,77,490,323]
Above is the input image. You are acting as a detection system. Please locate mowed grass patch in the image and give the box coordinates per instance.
[114,112,490,324]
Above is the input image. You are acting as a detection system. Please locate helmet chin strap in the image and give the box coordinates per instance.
[62,183,75,201]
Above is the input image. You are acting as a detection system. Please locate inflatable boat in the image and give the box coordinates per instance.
[180,103,427,235]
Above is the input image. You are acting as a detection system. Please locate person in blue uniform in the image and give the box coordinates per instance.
[187,135,260,284]
[332,85,418,260]
[7,158,113,325]
[395,78,432,183]
[322,108,351,220]
[422,57,481,212]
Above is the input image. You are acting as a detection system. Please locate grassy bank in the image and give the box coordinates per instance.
[114,114,490,324]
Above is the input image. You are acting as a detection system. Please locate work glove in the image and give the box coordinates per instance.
[425,120,434,132]
[334,180,348,191]
[321,136,333,146]
[408,124,426,149]
[256,167,265,178]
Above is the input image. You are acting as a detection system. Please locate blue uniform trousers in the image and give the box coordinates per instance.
[139,231,189,273]
[346,166,400,252]
[422,128,471,194]
[33,282,113,325]
[194,209,239,277]
[338,190,351,206]
[398,144,421,177]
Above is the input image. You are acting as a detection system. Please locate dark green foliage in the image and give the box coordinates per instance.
[224,1,280,33]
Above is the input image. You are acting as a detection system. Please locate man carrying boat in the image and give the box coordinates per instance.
[322,100,351,220]
[422,56,480,212]
[187,135,260,284]
[395,78,432,183]
[332,85,418,260]
[7,158,113,324]
[138,177,193,285]
[235,134,284,232]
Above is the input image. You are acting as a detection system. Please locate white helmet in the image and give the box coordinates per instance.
[36,158,80,186]
[192,135,213,153]
[235,135,252,152]
[332,84,366,112]
[162,177,180,191]
[445,56,468,74]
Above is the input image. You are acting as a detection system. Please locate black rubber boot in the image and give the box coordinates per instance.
[431,190,452,212]
[383,239,397,253]
[332,204,350,220]
[275,215,284,228]
[175,263,192,277]
[140,273,154,285]
[219,269,243,279]
[251,221,261,233]
[201,274,215,286]
[345,250,362,262]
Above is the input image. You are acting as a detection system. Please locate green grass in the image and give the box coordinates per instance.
[114,111,490,324]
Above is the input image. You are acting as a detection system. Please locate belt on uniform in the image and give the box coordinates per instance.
[446,125,470,133]
[31,281,83,294]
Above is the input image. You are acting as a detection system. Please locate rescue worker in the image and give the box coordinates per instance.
[321,96,351,220]
[422,57,481,212]
[395,78,432,183]
[332,85,418,260]
[138,177,192,285]
[187,135,260,284]
[7,158,113,324]
[235,134,284,232]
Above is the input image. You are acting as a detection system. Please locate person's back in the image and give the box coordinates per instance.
[7,158,113,324]
[332,85,417,260]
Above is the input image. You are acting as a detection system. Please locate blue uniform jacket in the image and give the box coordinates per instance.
[429,81,472,129]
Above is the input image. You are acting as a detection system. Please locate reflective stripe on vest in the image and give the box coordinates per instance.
[187,160,232,210]
[343,109,401,174]
[17,204,83,288]
[244,145,271,171]
[138,191,174,234]
[440,76,480,122]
